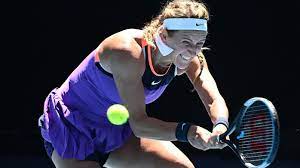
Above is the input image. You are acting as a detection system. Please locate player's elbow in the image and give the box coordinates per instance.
[128,116,148,138]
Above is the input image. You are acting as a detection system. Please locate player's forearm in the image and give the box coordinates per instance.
[208,96,229,125]
[129,117,178,141]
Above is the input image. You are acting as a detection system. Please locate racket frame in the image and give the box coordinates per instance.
[218,97,280,168]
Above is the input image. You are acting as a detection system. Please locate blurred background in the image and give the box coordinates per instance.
[2,0,299,167]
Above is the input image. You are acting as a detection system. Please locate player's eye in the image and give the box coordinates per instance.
[182,41,191,46]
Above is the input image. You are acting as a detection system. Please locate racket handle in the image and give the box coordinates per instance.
[217,134,226,143]
[217,135,221,143]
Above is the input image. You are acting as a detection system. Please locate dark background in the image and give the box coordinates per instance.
[2,0,299,167]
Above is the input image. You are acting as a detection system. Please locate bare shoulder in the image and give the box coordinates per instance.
[97,29,144,59]
[96,29,145,78]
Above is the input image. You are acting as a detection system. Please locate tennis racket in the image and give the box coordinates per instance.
[217,97,280,168]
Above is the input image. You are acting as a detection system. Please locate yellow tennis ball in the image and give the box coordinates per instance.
[107,104,129,125]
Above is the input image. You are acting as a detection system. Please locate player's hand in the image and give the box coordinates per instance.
[187,125,213,151]
[208,124,228,149]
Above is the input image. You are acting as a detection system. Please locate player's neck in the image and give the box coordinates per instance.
[152,48,173,73]
[152,39,174,68]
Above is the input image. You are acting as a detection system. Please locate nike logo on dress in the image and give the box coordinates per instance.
[151,80,161,85]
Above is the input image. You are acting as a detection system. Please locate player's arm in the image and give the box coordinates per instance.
[104,37,178,141]
[185,55,229,128]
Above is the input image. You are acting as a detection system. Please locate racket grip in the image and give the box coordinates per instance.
[217,134,226,143]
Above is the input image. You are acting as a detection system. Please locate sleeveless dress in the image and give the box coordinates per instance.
[38,40,177,159]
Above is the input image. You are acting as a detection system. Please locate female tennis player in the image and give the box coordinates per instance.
[38,0,229,167]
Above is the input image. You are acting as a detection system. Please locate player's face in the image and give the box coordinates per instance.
[166,30,207,69]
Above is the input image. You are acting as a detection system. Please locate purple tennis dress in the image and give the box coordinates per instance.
[38,41,177,160]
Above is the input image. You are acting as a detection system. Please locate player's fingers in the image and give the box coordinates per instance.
[207,135,221,149]
[208,134,229,149]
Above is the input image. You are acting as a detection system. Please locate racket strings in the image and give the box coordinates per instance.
[238,103,274,166]
[240,138,273,145]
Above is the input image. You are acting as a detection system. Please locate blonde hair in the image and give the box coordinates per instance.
[143,0,210,73]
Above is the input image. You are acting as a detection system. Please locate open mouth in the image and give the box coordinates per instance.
[180,54,190,61]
